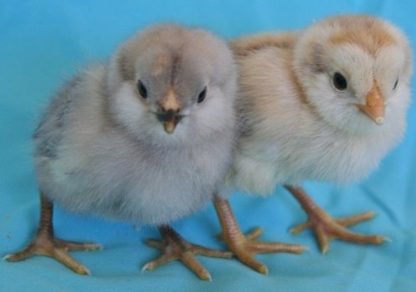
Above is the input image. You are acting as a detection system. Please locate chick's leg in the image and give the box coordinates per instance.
[4,194,101,275]
[285,185,386,253]
[214,196,305,275]
[143,225,232,281]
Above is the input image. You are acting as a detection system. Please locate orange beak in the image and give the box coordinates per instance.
[158,89,182,134]
[356,84,385,125]
[163,119,178,134]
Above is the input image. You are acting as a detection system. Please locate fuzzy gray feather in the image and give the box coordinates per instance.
[34,24,237,225]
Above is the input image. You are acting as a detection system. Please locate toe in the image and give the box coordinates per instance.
[142,253,174,271]
[180,251,212,281]
[3,248,35,262]
[55,239,102,251]
[145,239,164,250]
[335,211,376,227]
[52,248,91,275]
[290,222,313,234]
[246,228,263,241]
[191,244,233,258]
[315,226,330,254]
[233,247,268,274]
[250,242,306,254]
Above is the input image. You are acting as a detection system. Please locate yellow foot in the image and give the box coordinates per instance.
[224,227,306,274]
[5,232,101,275]
[291,210,387,253]
[142,226,232,281]
[285,185,387,253]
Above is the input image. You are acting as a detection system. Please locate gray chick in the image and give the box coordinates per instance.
[5,24,237,280]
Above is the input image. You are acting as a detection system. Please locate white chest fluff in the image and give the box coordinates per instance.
[230,102,405,196]
[41,129,229,225]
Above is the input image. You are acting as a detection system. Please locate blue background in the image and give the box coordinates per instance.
[0,1,415,291]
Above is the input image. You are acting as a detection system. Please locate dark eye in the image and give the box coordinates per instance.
[197,87,207,104]
[137,80,147,99]
[393,79,399,90]
[333,72,348,91]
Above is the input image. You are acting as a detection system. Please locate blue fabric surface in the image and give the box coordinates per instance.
[0,1,415,291]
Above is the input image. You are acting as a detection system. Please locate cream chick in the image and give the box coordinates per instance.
[233,16,411,193]
[5,24,237,281]
[215,15,412,273]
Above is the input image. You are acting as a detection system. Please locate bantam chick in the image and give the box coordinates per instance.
[5,24,237,280]
[213,15,412,273]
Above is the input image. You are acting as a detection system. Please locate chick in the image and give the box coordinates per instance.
[215,15,412,272]
[5,24,237,280]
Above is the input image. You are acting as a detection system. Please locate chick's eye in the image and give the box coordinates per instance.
[393,79,399,90]
[197,87,207,104]
[137,80,147,99]
[333,72,348,91]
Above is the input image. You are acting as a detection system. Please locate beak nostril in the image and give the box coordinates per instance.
[157,103,180,113]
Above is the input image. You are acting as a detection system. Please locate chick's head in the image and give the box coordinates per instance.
[107,25,236,143]
[294,15,412,134]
